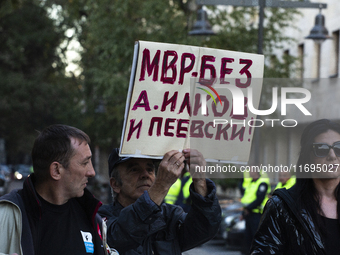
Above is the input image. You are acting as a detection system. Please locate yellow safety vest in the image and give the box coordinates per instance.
[242,170,269,189]
[181,172,192,202]
[275,176,296,190]
[164,179,181,204]
[164,172,192,204]
[242,171,252,190]
[241,176,271,213]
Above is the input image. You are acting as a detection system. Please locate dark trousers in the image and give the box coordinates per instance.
[245,212,262,253]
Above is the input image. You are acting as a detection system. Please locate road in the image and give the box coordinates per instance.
[183,240,243,255]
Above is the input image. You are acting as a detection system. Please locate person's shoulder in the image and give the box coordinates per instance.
[259,196,286,221]
[267,189,294,211]
[269,194,285,205]
[0,190,23,216]
[0,189,22,204]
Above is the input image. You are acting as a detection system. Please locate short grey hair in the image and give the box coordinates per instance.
[109,159,159,200]
[110,166,122,200]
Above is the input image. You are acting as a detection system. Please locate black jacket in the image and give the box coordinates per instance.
[251,188,326,255]
[98,179,221,255]
[0,174,105,255]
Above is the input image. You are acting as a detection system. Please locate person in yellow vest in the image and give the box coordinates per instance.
[275,171,296,190]
[240,167,271,253]
[164,168,192,212]
[164,177,181,204]
[238,171,252,196]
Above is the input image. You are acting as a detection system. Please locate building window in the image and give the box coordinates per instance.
[330,30,339,78]
[312,43,321,79]
[298,44,304,79]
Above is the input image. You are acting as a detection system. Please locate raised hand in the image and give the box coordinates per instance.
[148,150,185,205]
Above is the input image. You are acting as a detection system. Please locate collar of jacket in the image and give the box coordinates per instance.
[21,174,102,226]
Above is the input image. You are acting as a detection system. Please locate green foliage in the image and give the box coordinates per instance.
[74,1,300,150]
[0,1,82,162]
[74,0,202,149]
[0,0,301,167]
[0,0,23,18]
[207,7,259,53]
[206,5,300,78]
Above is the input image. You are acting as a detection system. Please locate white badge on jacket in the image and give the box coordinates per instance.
[81,231,94,254]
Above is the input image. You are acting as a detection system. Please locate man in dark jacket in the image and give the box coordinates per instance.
[98,148,221,255]
[0,124,107,255]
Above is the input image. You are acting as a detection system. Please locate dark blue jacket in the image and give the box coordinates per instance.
[0,174,104,255]
[98,179,221,255]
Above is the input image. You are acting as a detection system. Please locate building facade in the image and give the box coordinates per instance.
[249,0,340,182]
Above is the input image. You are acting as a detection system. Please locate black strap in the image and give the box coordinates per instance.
[273,189,322,251]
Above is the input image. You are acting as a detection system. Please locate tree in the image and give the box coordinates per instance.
[72,0,299,150]
[73,0,202,149]
[0,1,81,163]
[0,0,300,163]
[206,5,300,77]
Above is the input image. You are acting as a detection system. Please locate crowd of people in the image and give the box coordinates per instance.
[0,124,221,255]
[1,118,340,255]
[238,165,296,252]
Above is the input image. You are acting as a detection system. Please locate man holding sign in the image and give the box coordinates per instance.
[98,147,221,255]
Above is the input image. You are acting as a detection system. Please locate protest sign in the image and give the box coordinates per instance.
[120,40,264,163]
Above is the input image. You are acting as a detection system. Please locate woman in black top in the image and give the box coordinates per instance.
[251,119,340,255]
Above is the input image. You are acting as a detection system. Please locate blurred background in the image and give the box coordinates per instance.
[0,0,300,195]
[1,0,339,253]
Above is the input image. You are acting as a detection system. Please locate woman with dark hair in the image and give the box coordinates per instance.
[250,119,340,255]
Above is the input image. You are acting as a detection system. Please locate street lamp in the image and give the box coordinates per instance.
[189,0,328,54]
[188,0,329,165]
[305,8,331,44]
[188,6,216,36]
[305,8,331,79]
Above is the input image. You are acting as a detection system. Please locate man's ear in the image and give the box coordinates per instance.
[50,162,62,181]
[110,178,121,194]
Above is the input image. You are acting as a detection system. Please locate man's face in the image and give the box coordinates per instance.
[113,158,155,207]
[279,172,291,185]
[61,138,95,200]
[249,168,260,179]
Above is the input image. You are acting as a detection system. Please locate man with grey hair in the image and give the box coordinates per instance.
[98,147,221,255]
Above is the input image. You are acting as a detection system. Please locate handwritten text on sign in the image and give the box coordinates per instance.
[121,41,264,161]
[138,48,253,87]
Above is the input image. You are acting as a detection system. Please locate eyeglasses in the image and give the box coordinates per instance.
[312,142,340,158]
